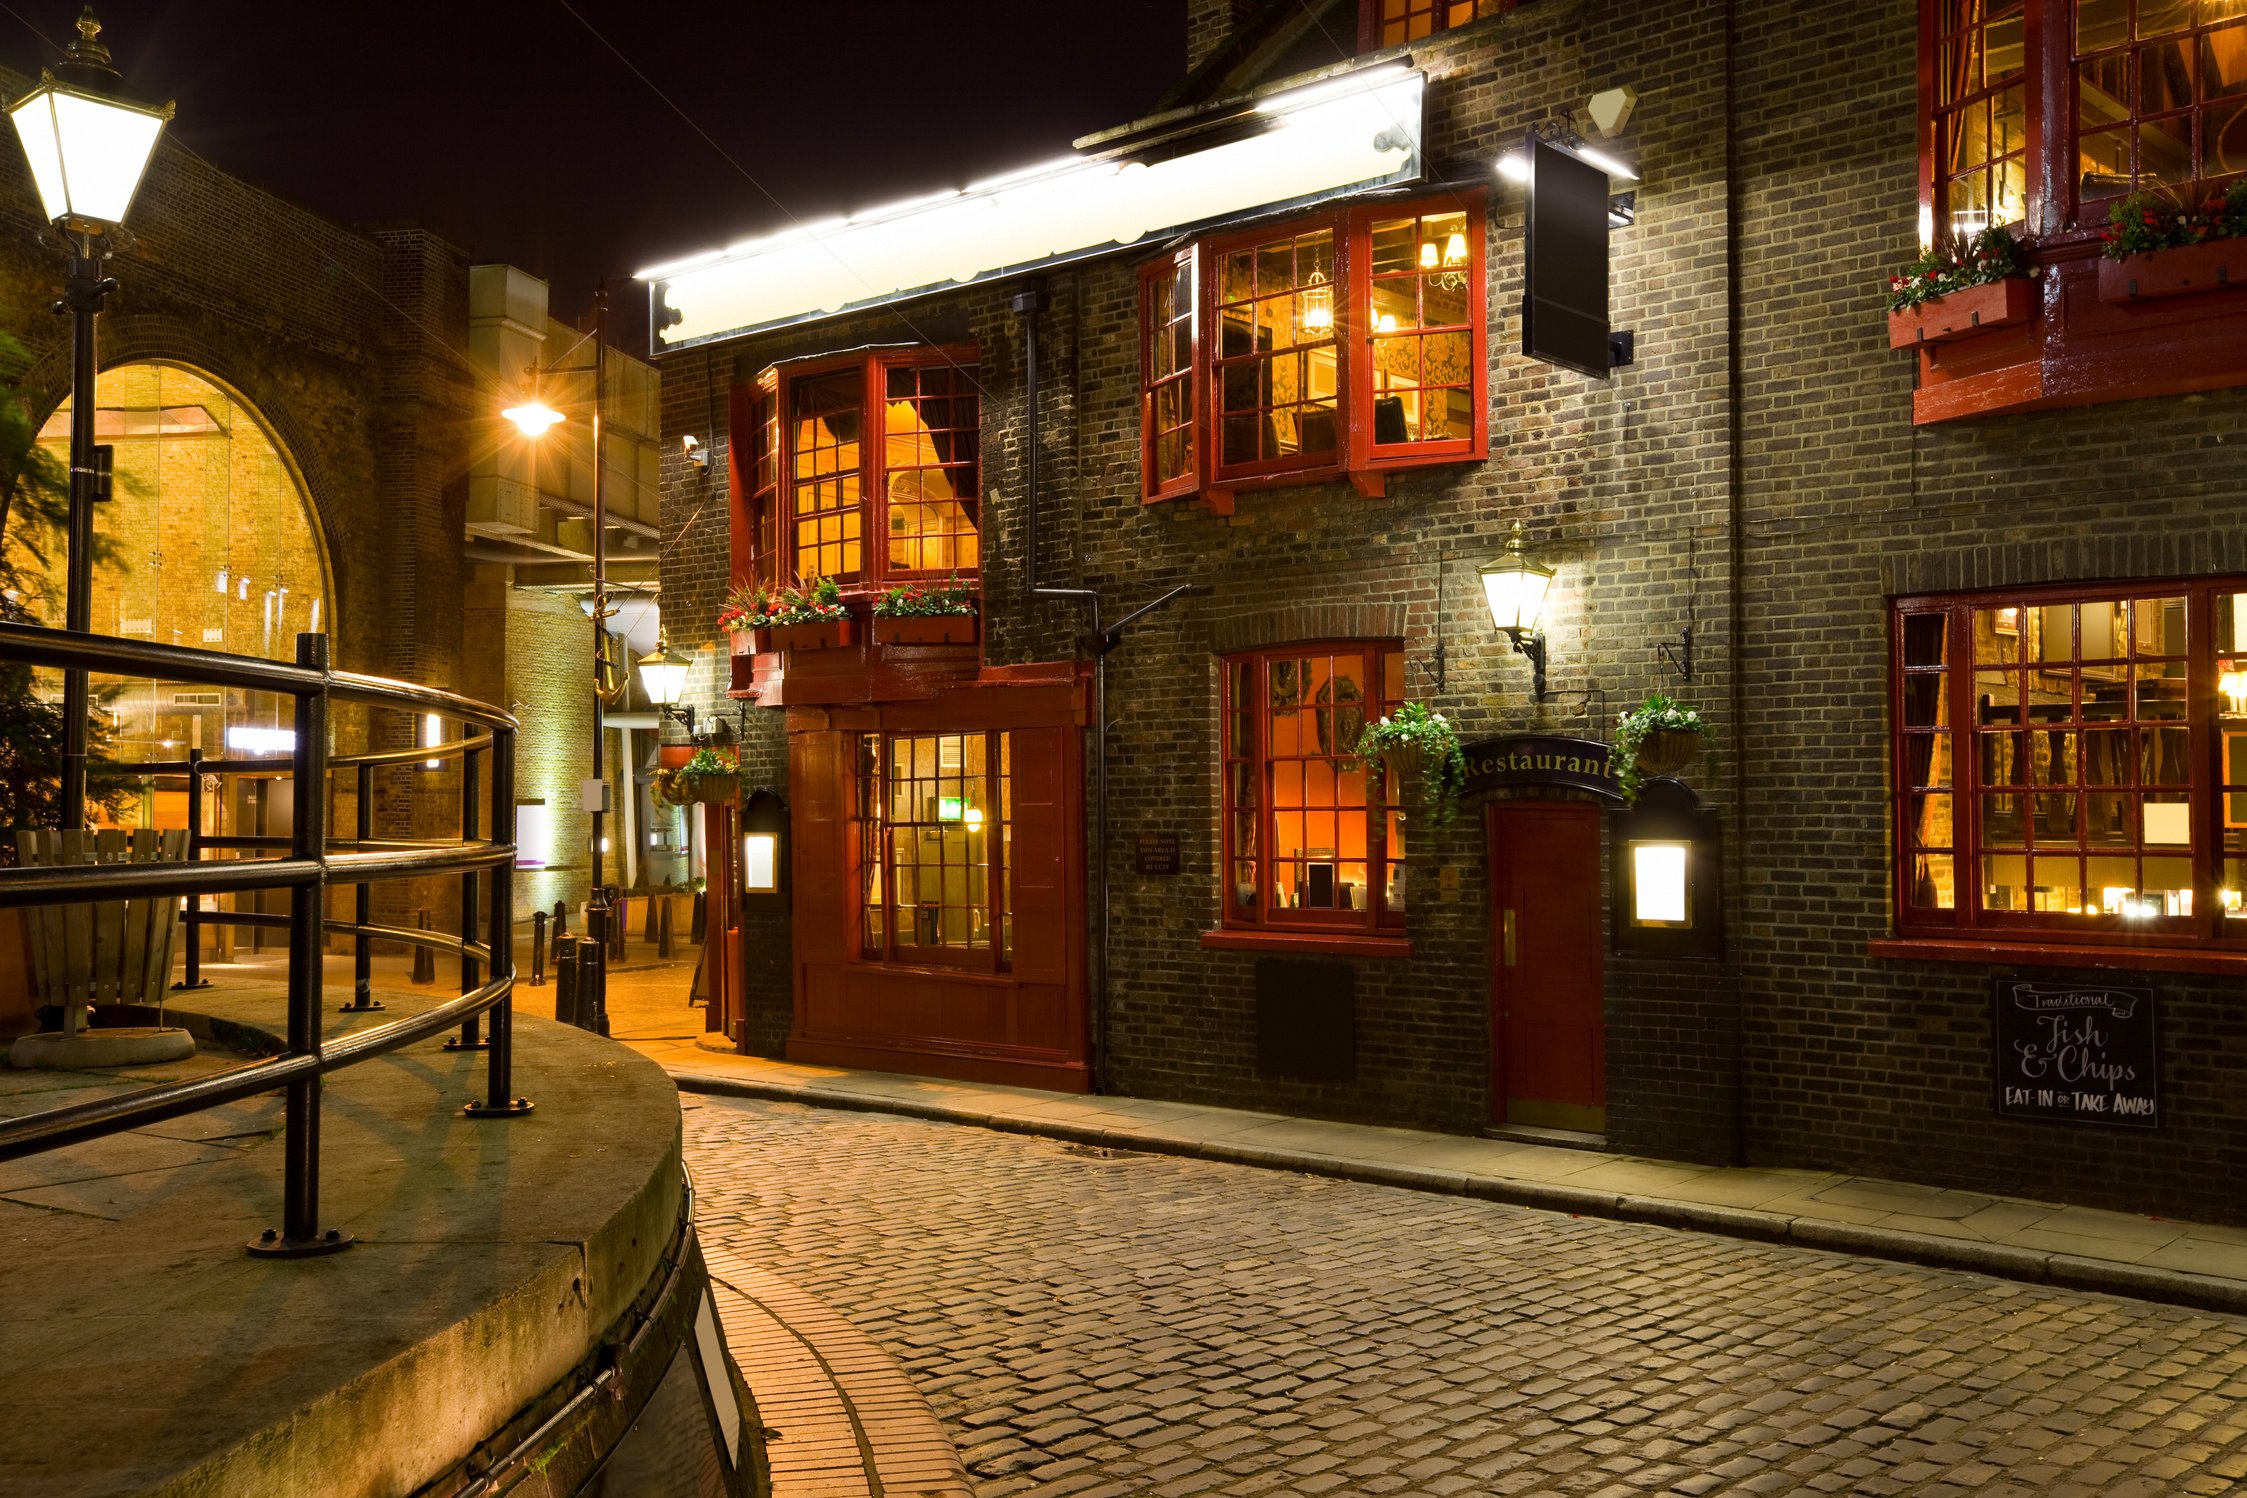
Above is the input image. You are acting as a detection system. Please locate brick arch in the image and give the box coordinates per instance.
[16,315,351,625]
[1205,601,1409,656]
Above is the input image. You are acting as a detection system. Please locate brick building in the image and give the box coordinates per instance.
[650,0,2247,1226]
[0,60,664,928]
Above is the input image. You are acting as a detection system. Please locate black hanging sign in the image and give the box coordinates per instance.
[1460,736,1623,802]
[1993,979,2158,1129]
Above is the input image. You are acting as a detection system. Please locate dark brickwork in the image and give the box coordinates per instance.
[657,0,2247,1224]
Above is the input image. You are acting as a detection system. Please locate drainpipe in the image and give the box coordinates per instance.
[1011,286,1113,1089]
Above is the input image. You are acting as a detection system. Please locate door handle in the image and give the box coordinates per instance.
[1502,907,1517,967]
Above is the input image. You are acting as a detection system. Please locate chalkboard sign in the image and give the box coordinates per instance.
[1134,832,1181,876]
[1994,979,2158,1129]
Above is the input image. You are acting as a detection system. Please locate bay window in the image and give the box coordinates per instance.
[1892,580,2247,953]
[731,346,980,591]
[1140,194,1486,508]
[1222,643,1407,933]
[858,730,1012,970]
[1924,0,2247,243]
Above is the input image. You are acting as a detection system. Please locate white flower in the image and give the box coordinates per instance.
[1378,716,1390,726]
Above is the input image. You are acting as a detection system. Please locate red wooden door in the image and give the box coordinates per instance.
[703,800,743,1044]
[1488,800,1605,1132]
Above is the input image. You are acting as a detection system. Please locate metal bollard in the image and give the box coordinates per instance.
[608,885,627,964]
[641,892,658,945]
[530,910,547,987]
[553,934,580,1027]
[410,909,436,984]
[550,899,568,968]
[656,896,674,960]
[690,887,707,946]
[577,937,608,1037]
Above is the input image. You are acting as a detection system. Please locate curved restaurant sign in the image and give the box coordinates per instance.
[1461,736,1622,801]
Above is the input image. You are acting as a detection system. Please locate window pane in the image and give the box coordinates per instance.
[2079,0,2130,51]
[881,361,980,574]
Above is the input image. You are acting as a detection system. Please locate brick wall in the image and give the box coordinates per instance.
[655,0,2247,1224]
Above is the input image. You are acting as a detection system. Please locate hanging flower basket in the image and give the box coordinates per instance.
[1378,740,1424,785]
[1634,727,1702,777]
[1612,694,1716,804]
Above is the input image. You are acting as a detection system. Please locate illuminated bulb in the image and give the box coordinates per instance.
[1300,269,1332,334]
[502,400,566,437]
[1496,152,1529,183]
[964,807,985,828]
[2220,668,2247,714]
[1443,230,1467,267]
[1376,312,1397,333]
[1419,240,1439,271]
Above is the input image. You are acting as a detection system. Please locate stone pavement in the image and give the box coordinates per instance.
[682,1092,2247,1498]
[601,954,2247,1319]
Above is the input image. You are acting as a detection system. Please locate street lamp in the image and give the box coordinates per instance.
[1478,519,1555,701]
[7,7,171,825]
[636,634,696,736]
[506,285,617,947]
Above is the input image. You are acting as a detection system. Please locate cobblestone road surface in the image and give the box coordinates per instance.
[683,1096,2247,1497]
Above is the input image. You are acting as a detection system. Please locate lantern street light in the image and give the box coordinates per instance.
[7,7,171,825]
[1478,519,1555,700]
[636,635,696,736]
[505,284,616,948]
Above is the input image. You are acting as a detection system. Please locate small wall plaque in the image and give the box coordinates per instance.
[1134,832,1181,876]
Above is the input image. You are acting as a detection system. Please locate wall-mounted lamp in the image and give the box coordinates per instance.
[681,433,707,470]
[637,633,696,735]
[502,396,565,437]
[1478,520,1554,700]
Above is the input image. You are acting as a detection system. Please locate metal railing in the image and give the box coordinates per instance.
[0,622,530,1258]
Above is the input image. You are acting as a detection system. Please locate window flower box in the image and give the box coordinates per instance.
[728,628,758,658]
[2097,239,2240,303]
[872,614,977,646]
[1886,276,2035,349]
[758,618,854,654]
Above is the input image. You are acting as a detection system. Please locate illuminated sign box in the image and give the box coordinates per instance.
[642,68,1426,350]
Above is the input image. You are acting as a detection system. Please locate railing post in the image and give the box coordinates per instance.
[466,723,532,1118]
[340,759,381,1012]
[249,632,351,1257]
[173,746,211,991]
[445,739,488,1053]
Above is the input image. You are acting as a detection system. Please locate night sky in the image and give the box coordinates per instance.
[0,1,1186,353]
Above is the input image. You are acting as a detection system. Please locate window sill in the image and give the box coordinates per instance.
[1869,936,2247,976]
[1200,929,1413,959]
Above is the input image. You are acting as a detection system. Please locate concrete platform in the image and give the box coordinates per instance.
[0,983,707,1497]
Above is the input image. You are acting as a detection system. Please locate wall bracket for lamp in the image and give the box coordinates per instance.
[1658,623,1694,681]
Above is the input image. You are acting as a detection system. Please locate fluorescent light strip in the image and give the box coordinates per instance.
[644,71,1426,347]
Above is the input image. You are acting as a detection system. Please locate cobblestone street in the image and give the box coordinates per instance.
[684,1095,2247,1497]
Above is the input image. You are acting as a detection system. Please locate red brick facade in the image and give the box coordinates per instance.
[656,0,2247,1225]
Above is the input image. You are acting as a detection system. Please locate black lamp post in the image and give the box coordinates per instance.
[6,8,170,826]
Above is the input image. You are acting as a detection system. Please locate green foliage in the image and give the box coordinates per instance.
[1886,225,2025,312]
[1354,701,1468,832]
[871,577,976,618]
[1612,692,1717,804]
[0,333,130,848]
[2101,181,2247,260]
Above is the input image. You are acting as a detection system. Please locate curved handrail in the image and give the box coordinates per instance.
[0,621,528,1251]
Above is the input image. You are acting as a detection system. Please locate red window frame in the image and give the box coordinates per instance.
[856,729,1012,973]
[1356,0,1525,51]
[1140,247,1199,503]
[729,344,980,599]
[1222,642,1407,935]
[1136,193,1488,509]
[1917,0,2247,246]
[1891,578,2247,955]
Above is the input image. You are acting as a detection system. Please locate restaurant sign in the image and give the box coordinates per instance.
[1994,980,2158,1129]
[1459,736,1622,802]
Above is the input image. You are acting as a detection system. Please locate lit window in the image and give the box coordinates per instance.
[1138,196,1486,504]
[858,731,1012,969]
[1222,643,1405,933]
[2074,0,2247,206]
[732,347,981,596]
[1934,1,2029,236]
[1893,581,2247,949]
[1362,0,1517,48]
